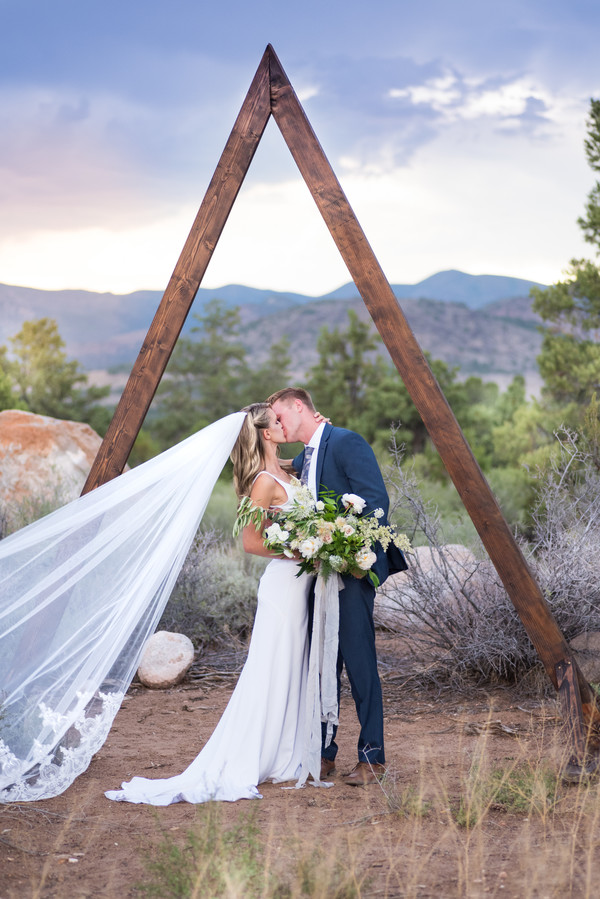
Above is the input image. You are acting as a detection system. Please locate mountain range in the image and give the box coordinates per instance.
[0,270,547,393]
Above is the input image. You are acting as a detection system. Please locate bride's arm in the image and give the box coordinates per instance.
[241,475,286,558]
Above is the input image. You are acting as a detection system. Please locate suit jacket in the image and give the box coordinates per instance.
[294,423,407,586]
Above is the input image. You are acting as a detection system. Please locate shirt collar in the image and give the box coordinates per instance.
[307,421,326,449]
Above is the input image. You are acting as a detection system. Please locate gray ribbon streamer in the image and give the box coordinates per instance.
[296,573,342,789]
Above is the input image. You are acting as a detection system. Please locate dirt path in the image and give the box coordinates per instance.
[0,642,597,898]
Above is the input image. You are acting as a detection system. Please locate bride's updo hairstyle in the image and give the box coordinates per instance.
[231,403,274,498]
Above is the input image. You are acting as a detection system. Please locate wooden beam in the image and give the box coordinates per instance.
[556,659,587,763]
[81,47,272,493]
[83,44,597,747]
[268,45,589,699]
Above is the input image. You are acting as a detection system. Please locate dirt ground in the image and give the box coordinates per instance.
[0,636,596,899]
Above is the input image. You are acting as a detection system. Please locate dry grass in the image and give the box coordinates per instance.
[130,718,600,898]
[4,687,600,898]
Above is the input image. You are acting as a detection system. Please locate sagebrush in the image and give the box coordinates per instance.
[381,426,600,690]
[158,528,266,646]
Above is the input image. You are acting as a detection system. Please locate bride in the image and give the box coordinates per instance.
[0,404,325,803]
[106,403,318,804]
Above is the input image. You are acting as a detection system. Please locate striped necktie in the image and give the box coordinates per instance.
[300,446,314,486]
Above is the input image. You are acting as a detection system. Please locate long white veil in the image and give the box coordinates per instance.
[0,411,246,802]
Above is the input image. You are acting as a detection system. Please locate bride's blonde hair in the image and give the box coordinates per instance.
[231,403,274,498]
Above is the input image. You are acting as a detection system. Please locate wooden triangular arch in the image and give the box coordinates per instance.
[83,45,599,768]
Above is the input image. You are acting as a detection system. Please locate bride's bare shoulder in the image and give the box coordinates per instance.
[250,471,288,507]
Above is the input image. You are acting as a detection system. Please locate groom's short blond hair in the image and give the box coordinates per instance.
[267,387,316,411]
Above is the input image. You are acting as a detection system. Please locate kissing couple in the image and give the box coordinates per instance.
[0,387,407,805]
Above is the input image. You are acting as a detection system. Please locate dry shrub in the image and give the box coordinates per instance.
[158,528,266,647]
[382,428,600,691]
[0,480,71,535]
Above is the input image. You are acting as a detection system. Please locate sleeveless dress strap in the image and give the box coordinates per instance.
[251,471,295,508]
[252,470,291,489]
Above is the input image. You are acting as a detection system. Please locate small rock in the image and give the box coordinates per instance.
[137,631,195,689]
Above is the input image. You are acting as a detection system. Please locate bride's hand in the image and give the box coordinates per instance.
[313,411,331,424]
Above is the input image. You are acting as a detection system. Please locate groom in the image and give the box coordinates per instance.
[268,387,407,785]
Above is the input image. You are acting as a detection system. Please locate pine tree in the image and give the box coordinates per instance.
[532,99,600,406]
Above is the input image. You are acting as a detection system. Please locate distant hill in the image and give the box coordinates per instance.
[322,271,544,308]
[0,271,546,383]
[243,294,542,379]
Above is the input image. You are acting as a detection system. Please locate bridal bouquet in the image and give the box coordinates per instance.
[234,481,411,587]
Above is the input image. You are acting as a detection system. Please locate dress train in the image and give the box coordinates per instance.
[106,477,311,805]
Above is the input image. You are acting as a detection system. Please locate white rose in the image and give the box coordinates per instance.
[315,500,325,511]
[341,523,355,537]
[299,536,323,559]
[355,548,377,571]
[264,523,289,542]
[342,493,366,514]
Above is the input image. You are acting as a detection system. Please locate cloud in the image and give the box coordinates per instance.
[1,0,599,296]
[388,71,558,127]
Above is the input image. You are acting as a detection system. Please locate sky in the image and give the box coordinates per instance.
[1,0,600,296]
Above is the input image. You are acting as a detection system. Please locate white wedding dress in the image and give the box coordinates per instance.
[105,474,312,805]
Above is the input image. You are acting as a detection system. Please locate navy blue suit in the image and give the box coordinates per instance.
[294,424,407,765]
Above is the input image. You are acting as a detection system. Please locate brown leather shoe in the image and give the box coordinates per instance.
[342,761,386,786]
[320,757,336,779]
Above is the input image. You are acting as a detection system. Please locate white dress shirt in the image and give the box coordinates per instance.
[305,422,325,500]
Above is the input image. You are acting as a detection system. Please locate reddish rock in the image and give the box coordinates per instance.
[0,409,102,511]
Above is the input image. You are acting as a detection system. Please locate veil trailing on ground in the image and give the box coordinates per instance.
[0,412,246,802]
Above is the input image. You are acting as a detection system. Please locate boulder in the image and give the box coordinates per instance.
[137,631,195,689]
[375,544,480,629]
[569,632,600,684]
[0,410,102,515]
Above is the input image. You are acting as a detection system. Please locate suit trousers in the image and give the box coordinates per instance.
[311,575,385,766]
